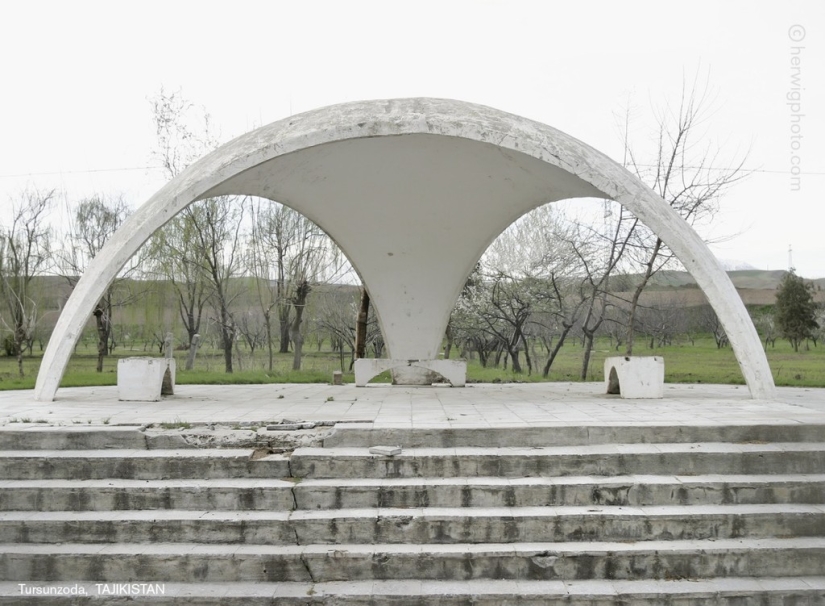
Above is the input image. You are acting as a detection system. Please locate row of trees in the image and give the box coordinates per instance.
[0,90,353,377]
[0,185,353,377]
[1,187,820,379]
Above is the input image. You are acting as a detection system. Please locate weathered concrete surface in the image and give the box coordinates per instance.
[0,449,290,480]
[288,443,825,479]
[7,383,825,427]
[2,579,824,605]
[0,426,146,450]
[0,479,297,512]
[34,98,775,401]
[291,475,825,510]
[2,504,824,544]
[1,417,824,603]
[354,358,467,386]
[3,539,824,582]
[604,356,665,399]
[323,421,825,448]
[117,357,175,401]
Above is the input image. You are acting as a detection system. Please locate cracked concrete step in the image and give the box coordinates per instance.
[0,426,147,450]
[0,479,297,511]
[325,422,825,448]
[1,505,823,545]
[290,443,825,479]
[2,578,825,605]
[2,538,824,582]
[294,474,825,509]
[3,474,821,513]
[0,450,290,480]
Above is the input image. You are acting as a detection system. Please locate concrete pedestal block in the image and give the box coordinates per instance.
[391,365,439,385]
[355,359,466,387]
[118,358,176,402]
[604,356,664,399]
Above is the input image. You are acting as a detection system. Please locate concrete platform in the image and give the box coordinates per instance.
[2,383,824,604]
[1,382,825,427]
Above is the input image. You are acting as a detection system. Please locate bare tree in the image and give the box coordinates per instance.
[449,263,501,368]
[249,201,302,357]
[543,206,636,380]
[146,212,210,357]
[472,271,534,374]
[248,199,348,371]
[535,271,588,377]
[0,189,54,376]
[151,87,216,178]
[148,88,216,350]
[60,195,133,371]
[620,75,749,354]
[463,203,608,378]
[753,311,777,349]
[235,307,266,357]
[316,286,360,371]
[192,197,247,373]
[354,285,370,360]
[149,87,248,373]
[698,303,728,348]
[247,203,279,371]
[635,300,684,349]
[286,217,344,371]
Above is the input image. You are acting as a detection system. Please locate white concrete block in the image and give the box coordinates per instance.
[354,359,466,387]
[604,356,664,399]
[118,358,176,402]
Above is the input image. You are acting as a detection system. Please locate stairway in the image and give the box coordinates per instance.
[1,422,824,604]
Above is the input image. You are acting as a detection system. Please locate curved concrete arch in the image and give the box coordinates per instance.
[34,98,776,401]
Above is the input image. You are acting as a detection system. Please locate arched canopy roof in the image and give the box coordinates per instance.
[34,98,776,401]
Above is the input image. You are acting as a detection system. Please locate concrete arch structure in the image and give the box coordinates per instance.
[34,98,776,401]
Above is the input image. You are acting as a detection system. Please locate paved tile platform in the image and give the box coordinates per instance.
[0,382,824,427]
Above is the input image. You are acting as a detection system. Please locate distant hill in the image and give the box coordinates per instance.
[639,269,825,291]
[615,269,825,307]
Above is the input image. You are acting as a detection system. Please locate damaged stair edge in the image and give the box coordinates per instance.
[287,468,316,587]
[287,458,302,511]
[140,423,336,451]
[287,482,316,586]
[299,551,317,584]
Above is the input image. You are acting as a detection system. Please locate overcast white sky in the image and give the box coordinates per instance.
[1,0,823,276]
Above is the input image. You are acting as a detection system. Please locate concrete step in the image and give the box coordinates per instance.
[2,538,824,582]
[1,505,823,545]
[325,422,825,448]
[0,426,147,450]
[290,443,825,479]
[3,578,825,605]
[0,450,290,480]
[3,474,821,513]
[0,479,296,511]
[294,474,825,509]
[3,474,822,512]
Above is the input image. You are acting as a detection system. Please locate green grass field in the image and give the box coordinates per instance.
[1,335,823,391]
